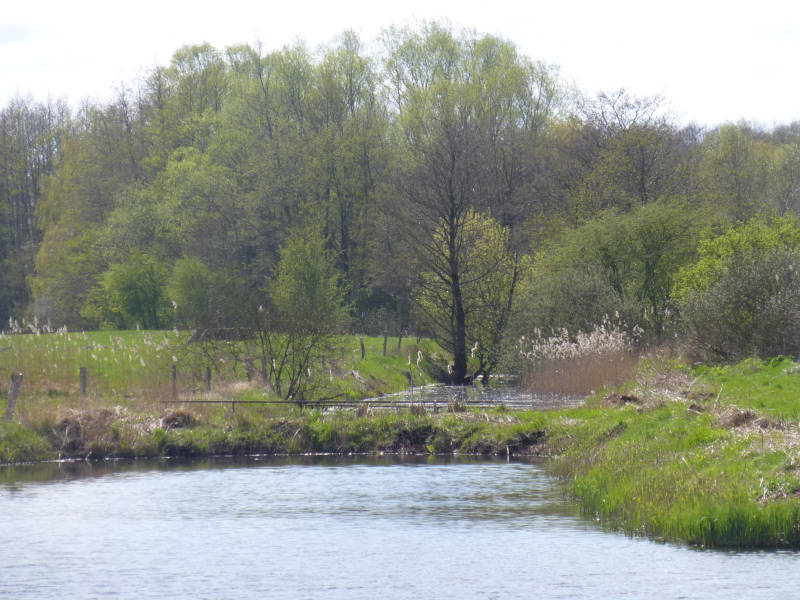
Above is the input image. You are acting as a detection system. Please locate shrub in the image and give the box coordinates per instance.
[514,199,707,342]
[676,216,800,361]
[680,246,800,361]
[83,253,171,330]
[168,257,250,329]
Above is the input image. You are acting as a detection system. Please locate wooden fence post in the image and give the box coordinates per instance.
[79,367,87,396]
[360,337,365,360]
[383,335,388,357]
[5,373,22,421]
[172,364,178,400]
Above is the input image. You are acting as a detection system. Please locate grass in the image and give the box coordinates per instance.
[694,356,800,420]
[0,329,184,404]
[0,329,552,463]
[541,356,800,548]
[0,330,455,462]
[0,402,552,463]
[6,328,800,549]
[313,335,445,400]
[0,330,445,412]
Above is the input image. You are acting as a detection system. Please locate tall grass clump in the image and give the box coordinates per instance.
[0,326,186,405]
[519,316,642,395]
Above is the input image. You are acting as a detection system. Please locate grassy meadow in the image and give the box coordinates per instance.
[6,328,800,549]
[0,330,449,461]
[0,330,444,406]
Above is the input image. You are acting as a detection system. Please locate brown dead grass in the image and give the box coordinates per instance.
[522,349,640,396]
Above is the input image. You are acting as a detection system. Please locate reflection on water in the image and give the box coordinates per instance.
[1,458,799,599]
[368,380,585,411]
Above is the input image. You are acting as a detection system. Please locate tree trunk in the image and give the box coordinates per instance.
[450,272,468,385]
[481,371,490,387]
[449,214,469,385]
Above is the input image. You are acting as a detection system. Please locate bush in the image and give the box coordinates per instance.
[168,257,251,329]
[514,199,707,341]
[680,246,800,361]
[676,216,800,361]
[83,253,170,330]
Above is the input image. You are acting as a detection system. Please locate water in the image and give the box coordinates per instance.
[364,380,585,411]
[1,457,798,599]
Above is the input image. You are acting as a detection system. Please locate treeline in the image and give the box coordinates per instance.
[4,23,800,382]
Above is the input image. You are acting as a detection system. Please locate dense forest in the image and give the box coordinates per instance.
[4,23,800,384]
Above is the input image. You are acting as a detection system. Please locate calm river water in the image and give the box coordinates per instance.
[1,456,798,599]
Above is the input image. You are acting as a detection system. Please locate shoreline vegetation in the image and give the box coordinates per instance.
[5,333,800,550]
[6,22,800,557]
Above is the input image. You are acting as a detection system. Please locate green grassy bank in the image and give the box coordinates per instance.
[0,405,549,463]
[543,357,800,549]
[0,330,461,461]
[5,330,800,549]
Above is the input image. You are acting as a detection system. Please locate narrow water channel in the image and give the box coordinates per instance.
[1,457,797,599]
[364,379,586,411]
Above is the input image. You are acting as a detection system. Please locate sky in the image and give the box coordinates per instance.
[2,0,800,128]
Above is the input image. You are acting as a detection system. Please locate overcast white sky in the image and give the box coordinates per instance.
[2,0,800,127]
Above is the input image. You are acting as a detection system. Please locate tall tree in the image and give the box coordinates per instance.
[699,123,771,221]
[32,96,146,327]
[384,24,559,383]
[415,210,519,383]
[0,97,68,321]
[567,90,698,217]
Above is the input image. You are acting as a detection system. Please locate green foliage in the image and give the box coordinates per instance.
[698,124,772,220]
[386,23,560,383]
[0,98,68,323]
[168,257,249,329]
[516,198,707,339]
[256,225,349,399]
[272,229,347,332]
[675,216,800,360]
[85,253,170,330]
[7,28,800,357]
[674,215,800,301]
[415,210,518,380]
[570,90,695,215]
[168,258,214,327]
[0,422,53,463]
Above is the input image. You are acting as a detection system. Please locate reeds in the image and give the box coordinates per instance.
[518,316,642,395]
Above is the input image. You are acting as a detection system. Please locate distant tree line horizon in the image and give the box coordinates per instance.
[4,22,800,383]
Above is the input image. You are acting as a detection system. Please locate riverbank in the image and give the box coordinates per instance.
[0,331,456,461]
[0,405,550,462]
[5,332,800,549]
[544,357,800,549]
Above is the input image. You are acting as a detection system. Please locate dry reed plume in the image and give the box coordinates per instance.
[519,316,642,396]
